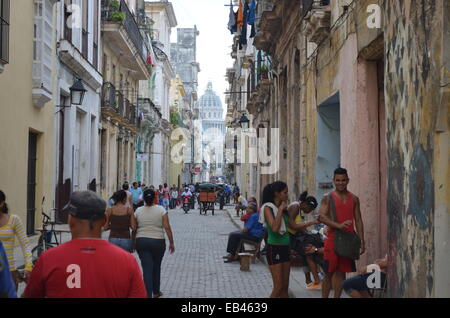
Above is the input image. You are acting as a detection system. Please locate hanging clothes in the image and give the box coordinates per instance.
[239,0,250,49]
[248,0,256,25]
[227,0,237,34]
[237,0,244,28]
[248,0,256,38]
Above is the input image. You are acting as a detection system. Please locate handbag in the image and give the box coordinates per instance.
[329,193,361,260]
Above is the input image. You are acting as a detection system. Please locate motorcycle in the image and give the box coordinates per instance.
[182,195,191,213]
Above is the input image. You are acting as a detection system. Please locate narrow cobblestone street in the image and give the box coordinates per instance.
[135,205,273,298]
[16,204,275,298]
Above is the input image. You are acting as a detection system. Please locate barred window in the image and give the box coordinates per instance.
[0,0,10,64]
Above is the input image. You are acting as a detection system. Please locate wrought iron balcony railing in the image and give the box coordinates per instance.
[102,82,117,109]
[302,0,331,17]
[101,0,145,61]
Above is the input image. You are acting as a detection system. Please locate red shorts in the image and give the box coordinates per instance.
[323,236,356,273]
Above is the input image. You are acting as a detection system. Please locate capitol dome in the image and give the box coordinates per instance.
[198,82,223,110]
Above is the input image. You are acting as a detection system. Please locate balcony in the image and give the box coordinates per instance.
[101,0,150,80]
[303,0,332,45]
[253,0,281,53]
[101,82,138,130]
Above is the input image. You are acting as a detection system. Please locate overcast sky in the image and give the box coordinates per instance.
[169,0,235,116]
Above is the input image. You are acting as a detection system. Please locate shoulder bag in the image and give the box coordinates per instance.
[329,193,361,260]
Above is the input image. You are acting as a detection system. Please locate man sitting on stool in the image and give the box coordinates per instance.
[223,203,264,263]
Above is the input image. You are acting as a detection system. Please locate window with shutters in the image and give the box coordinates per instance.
[64,0,72,42]
[33,0,53,94]
[0,0,10,66]
[93,0,99,69]
[82,0,88,58]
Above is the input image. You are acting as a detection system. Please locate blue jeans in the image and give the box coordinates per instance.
[162,198,169,211]
[136,238,166,298]
[109,238,132,253]
[343,272,387,294]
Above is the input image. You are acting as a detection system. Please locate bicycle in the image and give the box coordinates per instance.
[16,197,69,281]
[31,197,70,262]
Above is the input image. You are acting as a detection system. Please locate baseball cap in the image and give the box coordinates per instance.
[63,191,106,221]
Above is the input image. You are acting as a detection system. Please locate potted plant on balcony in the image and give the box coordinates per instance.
[258,65,269,80]
[109,0,125,22]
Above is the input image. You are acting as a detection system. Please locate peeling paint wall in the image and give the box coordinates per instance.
[384,0,448,297]
[302,0,386,267]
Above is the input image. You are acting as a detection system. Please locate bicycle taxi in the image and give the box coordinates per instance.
[198,183,218,215]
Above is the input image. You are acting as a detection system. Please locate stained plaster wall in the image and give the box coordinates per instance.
[384,0,449,298]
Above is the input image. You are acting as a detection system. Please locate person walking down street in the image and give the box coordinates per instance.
[233,184,240,204]
[130,182,143,211]
[158,185,164,206]
[23,191,147,298]
[170,187,179,209]
[162,183,170,212]
[122,182,133,208]
[223,202,265,263]
[189,184,196,209]
[259,182,291,298]
[235,193,247,217]
[103,190,137,252]
[0,240,17,298]
[318,167,365,298]
[135,189,175,298]
[224,184,232,204]
[0,190,33,291]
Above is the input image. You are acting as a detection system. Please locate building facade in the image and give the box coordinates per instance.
[99,0,151,199]
[144,0,177,187]
[0,0,57,234]
[170,26,201,183]
[54,0,103,222]
[225,0,450,297]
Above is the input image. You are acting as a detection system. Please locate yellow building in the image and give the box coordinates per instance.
[169,76,187,188]
[0,0,56,235]
[99,0,151,199]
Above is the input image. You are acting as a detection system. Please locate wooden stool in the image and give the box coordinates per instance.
[239,253,252,271]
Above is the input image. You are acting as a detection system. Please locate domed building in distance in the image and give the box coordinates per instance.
[198,82,225,180]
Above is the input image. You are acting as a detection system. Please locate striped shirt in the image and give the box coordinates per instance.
[0,215,33,271]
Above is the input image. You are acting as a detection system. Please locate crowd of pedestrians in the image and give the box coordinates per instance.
[0,171,387,299]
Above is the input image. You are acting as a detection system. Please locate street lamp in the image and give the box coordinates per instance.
[70,78,87,106]
[239,113,250,132]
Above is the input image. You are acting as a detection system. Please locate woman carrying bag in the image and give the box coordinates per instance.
[135,189,175,298]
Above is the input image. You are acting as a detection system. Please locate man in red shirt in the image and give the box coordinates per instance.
[318,168,365,298]
[23,191,147,298]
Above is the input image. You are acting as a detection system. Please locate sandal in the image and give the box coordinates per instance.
[224,258,238,263]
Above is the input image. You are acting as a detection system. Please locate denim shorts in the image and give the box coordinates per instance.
[109,238,132,253]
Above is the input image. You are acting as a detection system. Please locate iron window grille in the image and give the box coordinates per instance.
[0,0,10,65]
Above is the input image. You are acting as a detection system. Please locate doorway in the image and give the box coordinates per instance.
[26,132,38,235]
[316,92,341,199]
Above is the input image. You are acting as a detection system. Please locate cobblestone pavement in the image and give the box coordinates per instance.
[139,205,274,298]
[17,204,274,298]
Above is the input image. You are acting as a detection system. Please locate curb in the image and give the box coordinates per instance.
[224,207,242,230]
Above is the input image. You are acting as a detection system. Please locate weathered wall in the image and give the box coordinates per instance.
[303,0,387,266]
[384,0,447,297]
[0,0,55,231]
